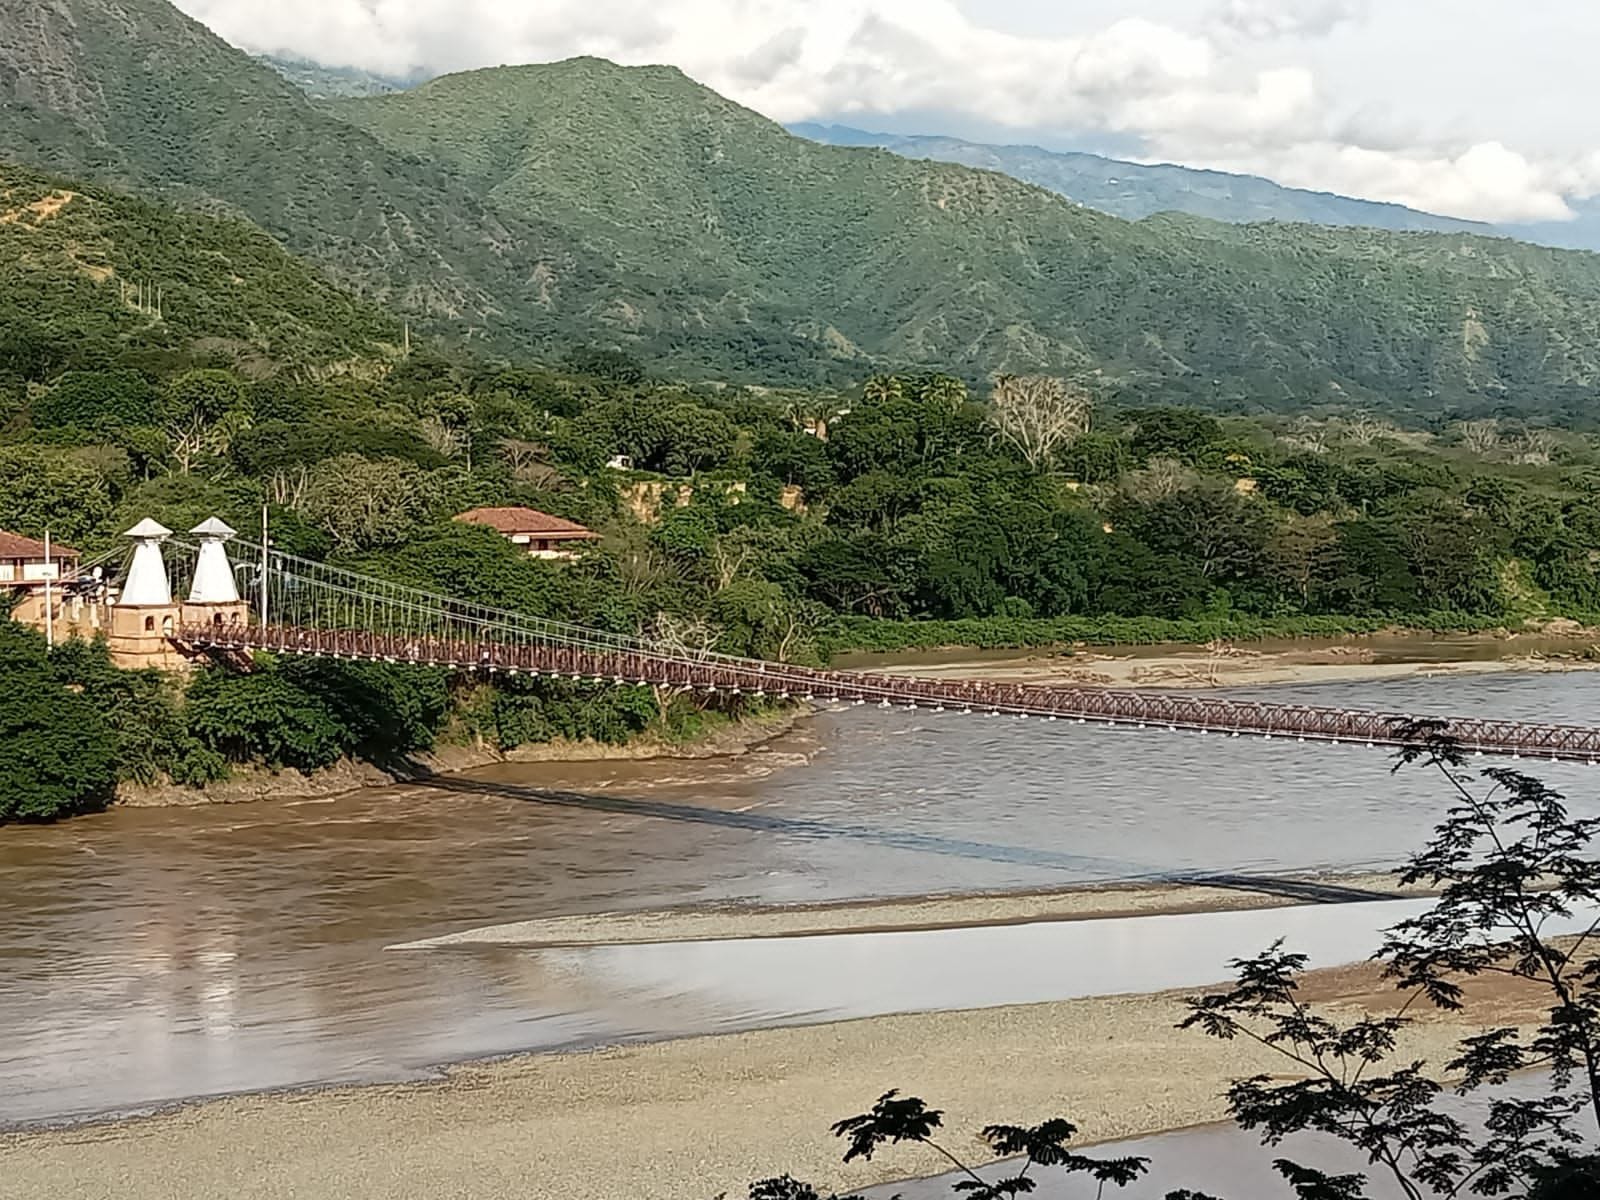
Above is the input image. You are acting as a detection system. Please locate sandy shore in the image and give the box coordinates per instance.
[875,642,1600,691]
[391,871,1427,950]
[115,707,803,808]
[0,956,1544,1200]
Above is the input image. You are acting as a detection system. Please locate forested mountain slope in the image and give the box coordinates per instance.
[8,0,1600,413]
[0,0,596,341]
[339,59,1600,414]
[0,160,398,380]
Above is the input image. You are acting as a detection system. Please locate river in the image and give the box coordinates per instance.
[4,668,1600,1128]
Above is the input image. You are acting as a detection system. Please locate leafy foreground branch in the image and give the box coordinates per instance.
[742,736,1600,1199]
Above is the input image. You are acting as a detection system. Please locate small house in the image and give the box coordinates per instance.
[454,506,601,560]
[1,529,83,632]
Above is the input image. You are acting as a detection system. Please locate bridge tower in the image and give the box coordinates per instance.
[181,518,249,632]
[106,518,184,669]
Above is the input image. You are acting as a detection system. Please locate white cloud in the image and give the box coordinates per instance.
[174,0,1597,225]
[1213,0,1367,40]
[1194,141,1582,223]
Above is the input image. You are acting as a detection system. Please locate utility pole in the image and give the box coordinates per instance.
[259,505,269,628]
[43,529,54,649]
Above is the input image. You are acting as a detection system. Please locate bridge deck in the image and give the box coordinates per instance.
[173,622,1600,764]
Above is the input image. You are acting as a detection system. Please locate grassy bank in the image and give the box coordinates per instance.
[821,612,1527,655]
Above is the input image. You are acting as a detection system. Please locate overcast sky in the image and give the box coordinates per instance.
[175,0,1599,224]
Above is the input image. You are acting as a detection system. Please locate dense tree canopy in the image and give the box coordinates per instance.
[9,324,1600,819]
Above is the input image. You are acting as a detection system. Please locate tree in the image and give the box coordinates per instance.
[0,622,119,821]
[299,454,429,551]
[749,741,1600,1200]
[1454,419,1502,457]
[1127,407,1224,464]
[32,369,155,430]
[828,399,922,481]
[565,347,647,385]
[753,430,835,496]
[183,661,349,773]
[1180,730,1600,1198]
[750,1091,1151,1200]
[659,404,737,475]
[1119,481,1272,585]
[159,369,250,475]
[0,445,116,545]
[987,375,1092,471]
[710,579,826,662]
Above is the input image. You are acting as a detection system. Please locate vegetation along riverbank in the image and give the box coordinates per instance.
[12,352,1600,822]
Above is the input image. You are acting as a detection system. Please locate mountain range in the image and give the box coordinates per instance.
[790,124,1492,238]
[249,60,1600,252]
[793,125,1600,254]
[5,0,1600,419]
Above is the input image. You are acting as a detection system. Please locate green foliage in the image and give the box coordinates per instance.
[0,161,396,382]
[181,656,446,773]
[0,0,564,354]
[468,677,659,750]
[0,445,116,544]
[300,455,432,551]
[32,369,155,429]
[183,661,351,772]
[0,622,118,820]
[825,612,1508,655]
[341,523,579,615]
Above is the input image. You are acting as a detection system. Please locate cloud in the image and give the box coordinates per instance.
[173,0,1594,225]
[1188,140,1581,223]
[1213,0,1368,40]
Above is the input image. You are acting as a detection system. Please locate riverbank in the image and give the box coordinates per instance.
[0,952,1546,1200]
[114,707,805,808]
[865,635,1600,691]
[390,871,1427,949]
[826,614,1600,657]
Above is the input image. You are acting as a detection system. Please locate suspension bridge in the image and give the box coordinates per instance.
[32,518,1600,764]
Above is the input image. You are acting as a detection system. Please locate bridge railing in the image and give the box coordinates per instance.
[173,621,1600,764]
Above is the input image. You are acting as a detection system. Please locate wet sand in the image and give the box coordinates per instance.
[392,872,1427,949]
[875,642,1600,691]
[0,957,1545,1200]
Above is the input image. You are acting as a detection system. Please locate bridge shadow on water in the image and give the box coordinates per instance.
[416,775,1388,906]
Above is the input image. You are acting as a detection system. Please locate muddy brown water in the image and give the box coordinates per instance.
[5,668,1600,1126]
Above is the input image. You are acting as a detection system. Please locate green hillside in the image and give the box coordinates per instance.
[0,160,397,380]
[338,59,1600,413]
[0,0,597,342]
[10,0,1600,414]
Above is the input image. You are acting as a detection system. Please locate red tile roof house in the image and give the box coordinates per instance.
[1,529,82,632]
[454,507,601,560]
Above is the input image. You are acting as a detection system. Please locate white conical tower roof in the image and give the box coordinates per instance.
[120,518,173,607]
[124,518,172,540]
[188,516,241,604]
[191,517,237,538]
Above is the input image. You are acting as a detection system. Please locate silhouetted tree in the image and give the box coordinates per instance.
[750,730,1600,1198]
